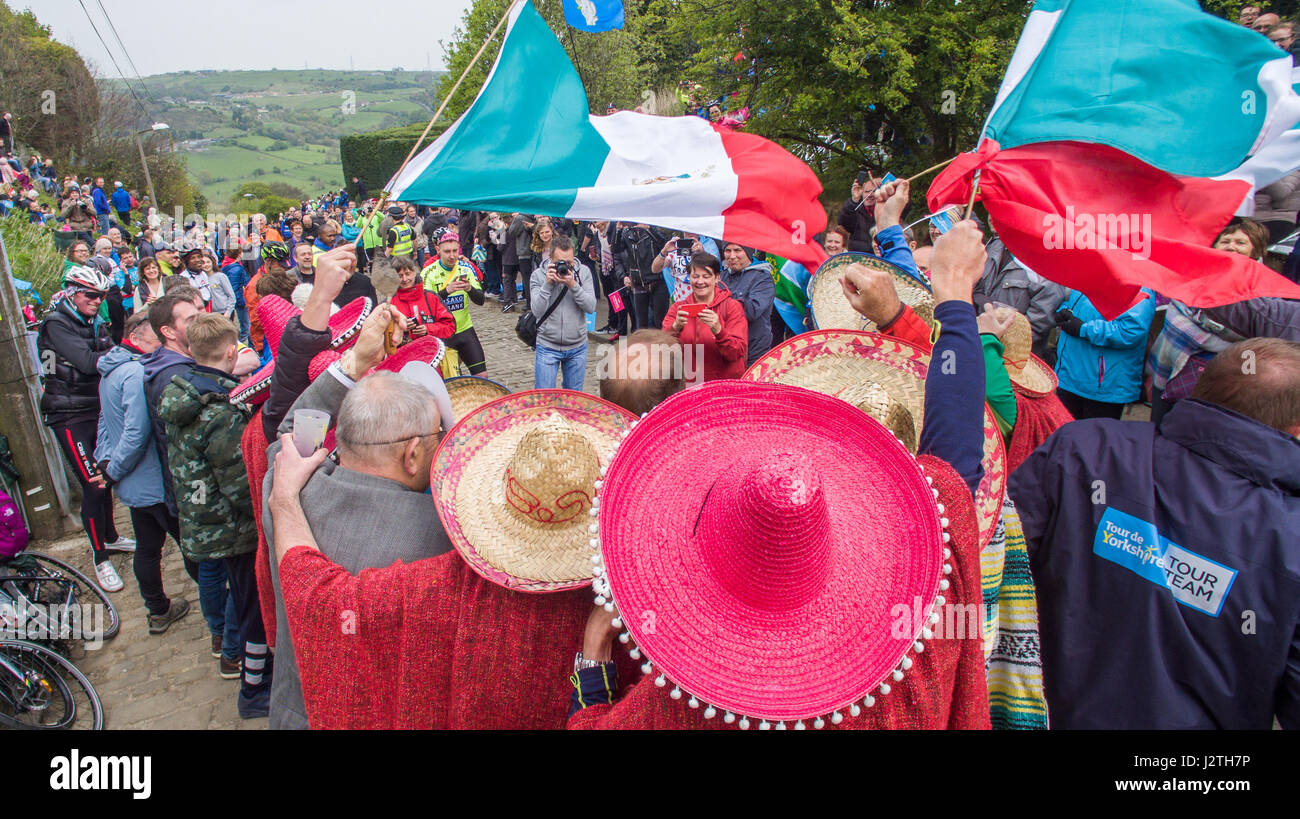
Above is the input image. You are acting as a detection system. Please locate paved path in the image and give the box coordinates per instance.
[29,294,619,729]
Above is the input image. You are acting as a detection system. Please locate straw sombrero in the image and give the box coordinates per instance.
[592,380,951,726]
[444,376,511,424]
[432,390,635,593]
[808,252,935,332]
[230,295,372,406]
[997,310,1057,396]
[745,330,1007,551]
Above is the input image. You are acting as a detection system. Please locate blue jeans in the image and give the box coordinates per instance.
[97,213,112,235]
[534,343,587,391]
[196,558,240,660]
[234,304,250,344]
[482,258,501,294]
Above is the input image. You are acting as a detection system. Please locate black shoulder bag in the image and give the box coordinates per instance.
[515,286,569,349]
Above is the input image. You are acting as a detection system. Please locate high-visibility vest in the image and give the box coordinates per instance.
[361,215,382,249]
[389,223,413,256]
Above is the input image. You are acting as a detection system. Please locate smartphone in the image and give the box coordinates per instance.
[856,170,869,185]
[676,238,691,251]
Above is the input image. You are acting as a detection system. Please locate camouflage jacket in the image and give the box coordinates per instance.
[157,364,256,561]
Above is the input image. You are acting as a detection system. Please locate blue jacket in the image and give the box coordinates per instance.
[1054,289,1155,403]
[111,188,131,213]
[221,260,249,307]
[95,345,168,508]
[1009,399,1300,729]
[91,186,111,216]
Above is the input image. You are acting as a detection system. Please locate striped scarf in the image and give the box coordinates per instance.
[981,496,1049,730]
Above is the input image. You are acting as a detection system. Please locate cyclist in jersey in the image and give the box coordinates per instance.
[390,256,457,341]
[421,229,488,374]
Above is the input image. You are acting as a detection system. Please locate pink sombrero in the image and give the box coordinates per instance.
[745,330,1008,552]
[593,380,951,726]
[230,295,371,406]
[432,390,635,593]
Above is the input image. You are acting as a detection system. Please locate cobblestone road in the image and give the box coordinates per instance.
[30,294,618,729]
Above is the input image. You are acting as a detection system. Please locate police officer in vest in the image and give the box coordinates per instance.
[385,205,415,263]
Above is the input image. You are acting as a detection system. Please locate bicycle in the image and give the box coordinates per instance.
[0,638,103,729]
[0,551,120,643]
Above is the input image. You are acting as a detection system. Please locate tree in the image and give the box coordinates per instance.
[0,4,100,165]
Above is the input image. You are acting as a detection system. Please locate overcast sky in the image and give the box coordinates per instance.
[18,0,475,76]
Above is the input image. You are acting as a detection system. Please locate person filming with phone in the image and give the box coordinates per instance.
[530,235,596,390]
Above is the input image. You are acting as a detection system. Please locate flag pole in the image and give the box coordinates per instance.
[902,156,956,185]
[354,0,517,243]
[963,169,982,220]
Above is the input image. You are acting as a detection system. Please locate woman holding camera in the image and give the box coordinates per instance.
[663,252,748,381]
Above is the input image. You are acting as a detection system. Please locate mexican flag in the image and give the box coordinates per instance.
[389,0,828,271]
[928,0,1300,318]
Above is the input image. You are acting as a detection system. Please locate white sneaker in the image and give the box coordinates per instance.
[105,537,136,554]
[94,561,124,593]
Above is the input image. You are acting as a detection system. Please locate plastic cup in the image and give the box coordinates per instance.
[292,410,330,457]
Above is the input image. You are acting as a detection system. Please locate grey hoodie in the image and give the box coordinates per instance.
[529,257,597,351]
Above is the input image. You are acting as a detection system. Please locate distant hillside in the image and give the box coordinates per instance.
[114,69,443,208]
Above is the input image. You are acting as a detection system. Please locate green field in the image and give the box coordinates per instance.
[119,69,444,208]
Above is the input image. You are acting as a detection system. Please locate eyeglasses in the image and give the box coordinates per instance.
[340,430,440,447]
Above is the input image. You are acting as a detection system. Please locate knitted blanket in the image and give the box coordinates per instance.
[980,496,1048,729]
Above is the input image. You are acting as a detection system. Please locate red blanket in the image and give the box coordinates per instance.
[277,547,641,729]
[1008,390,1074,473]
[240,410,278,648]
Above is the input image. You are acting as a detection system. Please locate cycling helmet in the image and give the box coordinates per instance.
[174,239,204,259]
[64,264,110,293]
[261,240,290,262]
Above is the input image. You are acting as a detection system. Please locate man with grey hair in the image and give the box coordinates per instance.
[261,245,454,729]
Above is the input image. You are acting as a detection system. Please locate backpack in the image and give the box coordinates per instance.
[515,287,569,349]
[0,488,28,559]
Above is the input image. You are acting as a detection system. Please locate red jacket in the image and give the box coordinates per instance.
[567,456,989,730]
[389,284,457,340]
[241,409,279,648]
[662,287,748,381]
[276,547,643,729]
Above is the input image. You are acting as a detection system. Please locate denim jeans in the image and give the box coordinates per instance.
[97,213,112,235]
[234,304,250,344]
[196,558,240,660]
[534,343,588,391]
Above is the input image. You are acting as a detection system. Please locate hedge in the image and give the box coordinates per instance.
[340,121,448,201]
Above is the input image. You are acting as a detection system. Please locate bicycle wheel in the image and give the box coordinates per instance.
[2,552,120,643]
[0,640,79,729]
[0,642,101,733]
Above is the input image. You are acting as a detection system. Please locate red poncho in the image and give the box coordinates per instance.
[240,409,278,647]
[568,456,990,730]
[276,548,642,729]
[1007,389,1074,473]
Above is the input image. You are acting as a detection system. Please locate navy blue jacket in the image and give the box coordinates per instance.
[1009,400,1300,729]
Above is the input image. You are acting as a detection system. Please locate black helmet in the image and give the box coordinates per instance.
[261,240,290,262]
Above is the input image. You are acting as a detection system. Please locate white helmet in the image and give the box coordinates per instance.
[64,264,110,293]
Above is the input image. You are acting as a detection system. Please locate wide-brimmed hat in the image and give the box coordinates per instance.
[444,375,511,424]
[592,380,951,726]
[997,310,1057,396]
[808,252,935,333]
[431,390,635,593]
[229,295,371,406]
[745,330,1007,551]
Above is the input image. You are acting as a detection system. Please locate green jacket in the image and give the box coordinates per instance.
[157,364,256,561]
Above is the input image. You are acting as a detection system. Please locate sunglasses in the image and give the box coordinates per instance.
[76,290,106,301]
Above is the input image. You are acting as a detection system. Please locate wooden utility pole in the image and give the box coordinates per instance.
[0,234,76,542]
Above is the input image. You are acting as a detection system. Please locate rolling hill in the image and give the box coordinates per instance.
[121,69,442,208]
